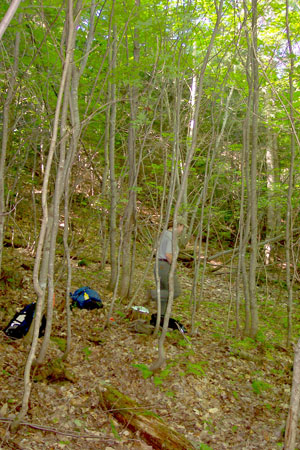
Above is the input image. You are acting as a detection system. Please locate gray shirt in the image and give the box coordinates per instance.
[158,230,178,259]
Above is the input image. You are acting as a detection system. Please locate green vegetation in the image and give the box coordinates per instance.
[179,362,208,378]
[252,380,272,396]
[132,363,153,379]
[197,444,214,450]
[0,0,299,448]
[82,347,92,360]
[51,337,67,352]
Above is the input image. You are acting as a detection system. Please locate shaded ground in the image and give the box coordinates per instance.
[0,245,296,450]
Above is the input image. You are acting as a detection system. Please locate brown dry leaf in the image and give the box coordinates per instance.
[0,249,296,450]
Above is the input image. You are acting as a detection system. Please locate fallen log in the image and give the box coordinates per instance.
[178,251,194,267]
[98,382,196,450]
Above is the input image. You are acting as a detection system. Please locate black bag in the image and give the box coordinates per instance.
[70,286,103,310]
[4,302,46,340]
[150,313,187,333]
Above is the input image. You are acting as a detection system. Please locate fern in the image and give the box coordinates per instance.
[132,363,153,379]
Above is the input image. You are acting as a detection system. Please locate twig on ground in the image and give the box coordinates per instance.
[0,416,121,442]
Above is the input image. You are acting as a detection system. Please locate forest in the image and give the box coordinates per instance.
[0,0,300,449]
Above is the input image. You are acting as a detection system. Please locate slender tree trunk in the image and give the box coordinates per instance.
[37,0,90,363]
[151,0,224,370]
[181,45,197,247]
[127,145,170,311]
[63,178,72,359]
[119,0,140,298]
[108,21,118,291]
[151,77,182,341]
[37,58,72,364]
[240,0,255,338]
[248,0,259,338]
[0,0,22,39]
[105,217,124,327]
[236,106,251,336]
[284,338,300,450]
[240,28,252,335]
[12,1,76,429]
[37,0,96,363]
[0,15,21,273]
[190,85,234,334]
[99,89,111,270]
[285,0,295,347]
[264,121,277,265]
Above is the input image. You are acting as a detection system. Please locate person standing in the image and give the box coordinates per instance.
[148,216,187,315]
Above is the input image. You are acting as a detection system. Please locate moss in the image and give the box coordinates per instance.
[50,336,67,352]
[33,358,77,383]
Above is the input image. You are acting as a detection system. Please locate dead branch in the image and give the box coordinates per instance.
[98,382,196,450]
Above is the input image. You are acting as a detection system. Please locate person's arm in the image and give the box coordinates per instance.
[165,231,172,264]
[166,253,172,264]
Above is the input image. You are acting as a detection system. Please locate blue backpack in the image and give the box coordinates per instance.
[4,302,46,340]
[70,287,103,310]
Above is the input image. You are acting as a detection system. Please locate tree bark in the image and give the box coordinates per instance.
[0,0,22,39]
[285,0,295,347]
[99,88,110,271]
[0,13,21,274]
[12,0,76,429]
[107,20,118,290]
[284,338,300,450]
[151,0,224,369]
[190,84,234,333]
[241,71,252,337]
[119,0,140,298]
[248,0,259,338]
[265,122,279,236]
[37,43,72,365]
[62,177,72,360]
[150,76,182,360]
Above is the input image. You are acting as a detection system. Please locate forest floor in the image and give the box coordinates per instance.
[0,240,298,450]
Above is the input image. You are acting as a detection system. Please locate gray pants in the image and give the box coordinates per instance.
[150,260,181,314]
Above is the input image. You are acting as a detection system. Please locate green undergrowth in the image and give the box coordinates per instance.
[204,291,298,351]
[132,353,208,388]
[251,379,272,396]
[197,444,214,450]
[50,336,67,352]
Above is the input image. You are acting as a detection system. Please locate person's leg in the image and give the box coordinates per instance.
[150,261,169,310]
[173,271,181,299]
[151,262,182,314]
[160,270,181,313]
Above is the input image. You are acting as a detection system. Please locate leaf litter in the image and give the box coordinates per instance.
[0,246,297,450]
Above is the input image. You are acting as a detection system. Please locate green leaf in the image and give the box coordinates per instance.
[252,379,272,395]
[232,390,239,400]
[132,363,153,379]
[165,390,175,398]
[51,337,67,352]
[153,367,171,386]
[198,443,214,450]
[82,347,92,360]
[110,419,121,440]
[73,419,82,428]
[185,362,207,377]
